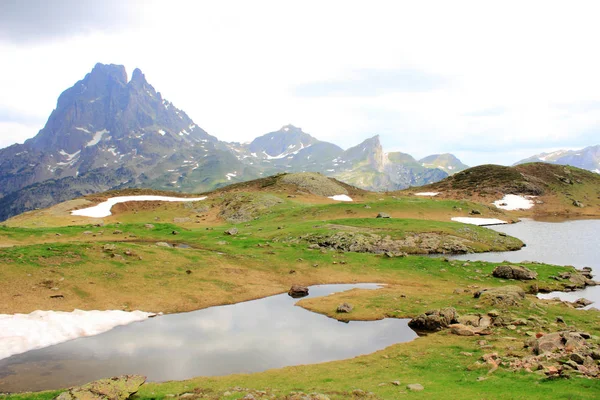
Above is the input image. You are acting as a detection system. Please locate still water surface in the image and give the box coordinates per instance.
[0,284,417,392]
[449,219,600,306]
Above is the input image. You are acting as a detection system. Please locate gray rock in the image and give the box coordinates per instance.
[406,383,424,391]
[376,212,391,218]
[492,265,538,280]
[155,242,171,248]
[224,227,239,236]
[102,244,117,251]
[336,303,353,313]
[408,307,459,331]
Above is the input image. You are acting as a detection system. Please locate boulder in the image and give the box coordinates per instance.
[55,375,146,400]
[288,285,309,298]
[533,331,587,355]
[492,265,538,280]
[376,212,391,219]
[224,227,238,236]
[474,286,526,306]
[336,303,353,313]
[406,384,424,391]
[408,307,459,332]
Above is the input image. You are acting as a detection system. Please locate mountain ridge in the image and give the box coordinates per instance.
[0,63,467,221]
[515,145,600,173]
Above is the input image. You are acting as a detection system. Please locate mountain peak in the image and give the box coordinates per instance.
[279,124,302,133]
[89,63,127,85]
[130,68,147,86]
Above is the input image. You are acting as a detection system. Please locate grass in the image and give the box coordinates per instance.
[0,185,599,399]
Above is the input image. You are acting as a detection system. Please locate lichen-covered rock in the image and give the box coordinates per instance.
[492,265,538,280]
[408,307,459,331]
[54,375,146,400]
[474,286,526,306]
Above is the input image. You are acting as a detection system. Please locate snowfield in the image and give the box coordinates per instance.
[71,195,208,218]
[414,192,439,196]
[328,194,353,202]
[451,217,508,226]
[0,309,154,360]
[493,194,535,210]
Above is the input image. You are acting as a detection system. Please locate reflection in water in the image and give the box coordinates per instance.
[447,219,600,307]
[0,284,417,392]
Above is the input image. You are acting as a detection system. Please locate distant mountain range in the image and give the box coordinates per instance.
[515,146,600,173]
[0,63,469,220]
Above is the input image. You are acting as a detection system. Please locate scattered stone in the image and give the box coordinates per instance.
[113,230,123,235]
[492,265,538,280]
[408,307,459,332]
[376,212,391,219]
[185,270,192,275]
[54,375,146,400]
[288,285,309,298]
[406,383,424,391]
[224,227,239,236]
[102,244,117,252]
[337,303,353,313]
[391,381,401,386]
[144,224,155,229]
[171,230,179,235]
[155,242,171,248]
[470,210,481,215]
[572,200,585,208]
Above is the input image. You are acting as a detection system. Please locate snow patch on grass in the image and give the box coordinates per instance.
[0,309,154,360]
[415,192,439,196]
[71,195,207,218]
[493,194,535,210]
[451,217,508,226]
[328,194,353,202]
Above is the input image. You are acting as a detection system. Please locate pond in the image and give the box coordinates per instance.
[0,284,417,393]
[448,218,600,307]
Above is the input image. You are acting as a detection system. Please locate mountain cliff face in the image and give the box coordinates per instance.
[515,146,600,173]
[0,63,466,221]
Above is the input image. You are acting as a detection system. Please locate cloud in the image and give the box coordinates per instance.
[293,69,448,97]
[0,0,139,44]
[463,107,508,117]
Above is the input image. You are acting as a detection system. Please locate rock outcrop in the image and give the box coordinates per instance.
[408,307,459,332]
[492,265,538,280]
[55,375,146,400]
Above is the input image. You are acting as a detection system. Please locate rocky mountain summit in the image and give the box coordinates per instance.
[0,63,467,221]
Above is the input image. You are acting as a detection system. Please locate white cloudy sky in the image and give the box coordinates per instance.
[0,0,599,165]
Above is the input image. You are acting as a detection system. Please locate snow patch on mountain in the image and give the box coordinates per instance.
[85,129,109,147]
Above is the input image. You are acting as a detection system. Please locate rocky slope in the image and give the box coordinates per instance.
[515,145,600,173]
[407,163,600,217]
[0,63,465,221]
